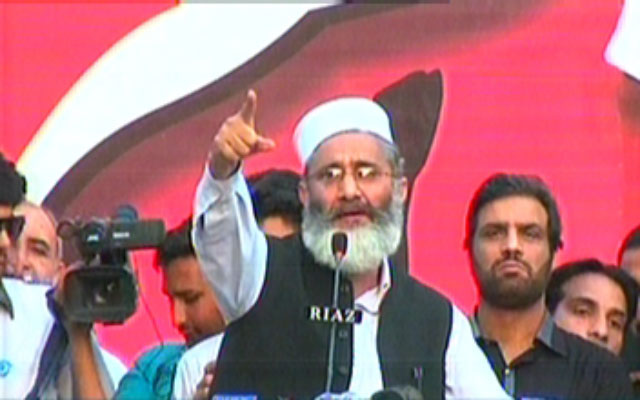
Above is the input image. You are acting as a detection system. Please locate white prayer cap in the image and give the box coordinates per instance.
[293,97,394,164]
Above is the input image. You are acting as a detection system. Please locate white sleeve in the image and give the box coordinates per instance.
[173,334,223,400]
[444,306,511,400]
[192,165,268,323]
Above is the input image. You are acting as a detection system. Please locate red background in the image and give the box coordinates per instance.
[2,1,639,366]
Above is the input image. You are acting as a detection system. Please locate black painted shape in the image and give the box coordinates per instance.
[374,69,444,274]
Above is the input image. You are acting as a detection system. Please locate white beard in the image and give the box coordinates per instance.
[301,187,404,275]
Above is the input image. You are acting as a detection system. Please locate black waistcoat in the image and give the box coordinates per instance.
[212,234,452,399]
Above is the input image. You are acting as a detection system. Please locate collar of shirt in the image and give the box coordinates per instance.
[0,278,14,319]
[354,259,391,315]
[469,310,567,357]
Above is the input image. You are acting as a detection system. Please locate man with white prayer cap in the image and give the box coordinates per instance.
[191,90,509,399]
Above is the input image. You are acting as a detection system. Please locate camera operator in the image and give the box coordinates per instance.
[0,153,126,399]
[55,218,225,400]
[113,219,224,400]
[49,267,127,399]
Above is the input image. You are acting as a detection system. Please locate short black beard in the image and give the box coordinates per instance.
[475,257,552,310]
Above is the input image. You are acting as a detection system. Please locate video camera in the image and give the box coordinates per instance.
[57,205,165,324]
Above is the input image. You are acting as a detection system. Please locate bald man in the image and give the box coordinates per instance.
[13,201,64,283]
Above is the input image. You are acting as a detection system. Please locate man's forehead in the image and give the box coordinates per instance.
[164,256,203,283]
[15,205,57,240]
[563,273,627,311]
[308,131,389,168]
[477,195,548,225]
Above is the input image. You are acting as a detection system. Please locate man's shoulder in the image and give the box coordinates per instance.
[384,271,454,336]
[3,277,50,297]
[395,271,452,307]
[554,327,634,397]
[116,344,186,400]
[558,327,626,364]
[136,343,186,366]
[132,342,186,377]
[3,278,53,322]
[555,326,632,377]
[179,334,223,367]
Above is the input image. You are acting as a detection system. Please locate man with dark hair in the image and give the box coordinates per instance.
[464,173,563,254]
[0,153,27,275]
[192,91,507,398]
[247,169,302,238]
[546,258,638,356]
[64,219,224,400]
[109,219,224,399]
[467,172,633,399]
[0,153,47,399]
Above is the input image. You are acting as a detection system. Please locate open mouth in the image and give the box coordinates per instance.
[333,210,371,227]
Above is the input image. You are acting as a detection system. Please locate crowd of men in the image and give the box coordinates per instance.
[2,90,640,399]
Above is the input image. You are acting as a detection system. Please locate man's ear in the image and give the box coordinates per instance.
[298,179,309,207]
[399,176,408,203]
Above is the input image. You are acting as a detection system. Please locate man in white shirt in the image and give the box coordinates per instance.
[192,91,509,398]
[0,153,126,399]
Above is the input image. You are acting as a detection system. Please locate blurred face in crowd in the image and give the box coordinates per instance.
[299,132,407,274]
[472,195,553,309]
[162,255,224,347]
[621,247,640,287]
[260,215,298,239]
[552,272,627,355]
[0,205,14,274]
[14,203,63,283]
[620,247,640,328]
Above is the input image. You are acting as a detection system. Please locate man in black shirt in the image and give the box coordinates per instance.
[466,173,633,399]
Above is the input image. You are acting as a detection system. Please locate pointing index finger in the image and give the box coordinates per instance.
[239,89,257,127]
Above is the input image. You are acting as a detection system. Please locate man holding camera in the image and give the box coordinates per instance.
[0,153,126,399]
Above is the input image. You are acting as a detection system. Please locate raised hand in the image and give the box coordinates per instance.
[208,90,275,179]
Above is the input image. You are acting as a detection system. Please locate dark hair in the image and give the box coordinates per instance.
[618,225,640,265]
[0,153,27,207]
[546,258,638,328]
[247,169,302,226]
[464,173,563,252]
[155,218,195,268]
